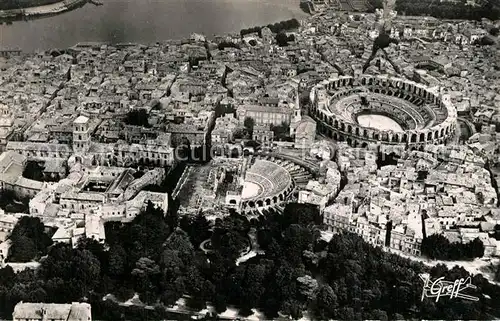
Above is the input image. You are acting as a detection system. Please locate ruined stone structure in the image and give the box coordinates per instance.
[309,75,457,149]
[240,159,295,211]
[238,154,317,213]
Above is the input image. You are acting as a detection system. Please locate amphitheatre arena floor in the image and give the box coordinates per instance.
[357,114,404,132]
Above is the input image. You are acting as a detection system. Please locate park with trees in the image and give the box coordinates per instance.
[1,201,500,320]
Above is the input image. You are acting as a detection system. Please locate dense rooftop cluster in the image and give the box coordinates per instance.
[0,6,498,320]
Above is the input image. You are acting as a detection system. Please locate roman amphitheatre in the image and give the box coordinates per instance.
[309,75,458,149]
[175,154,318,216]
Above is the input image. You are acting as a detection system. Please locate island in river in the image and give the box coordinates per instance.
[0,0,94,24]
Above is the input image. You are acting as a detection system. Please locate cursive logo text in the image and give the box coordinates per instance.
[419,273,479,302]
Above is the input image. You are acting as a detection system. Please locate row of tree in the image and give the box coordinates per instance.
[7,216,53,263]
[421,234,485,261]
[243,116,255,138]
[240,18,300,38]
[398,0,499,20]
[213,104,236,119]
[368,0,499,20]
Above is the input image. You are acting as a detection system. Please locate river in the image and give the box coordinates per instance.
[0,0,306,52]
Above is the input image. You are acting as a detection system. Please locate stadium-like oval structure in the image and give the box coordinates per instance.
[240,159,294,210]
[309,75,457,148]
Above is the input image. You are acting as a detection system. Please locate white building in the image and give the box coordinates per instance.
[13,302,91,321]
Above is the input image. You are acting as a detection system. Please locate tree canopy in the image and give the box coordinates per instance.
[270,122,291,141]
[240,19,300,38]
[7,216,53,263]
[421,234,485,260]
[124,109,150,127]
[275,33,295,47]
[243,117,255,137]
[1,202,500,320]
[395,0,499,20]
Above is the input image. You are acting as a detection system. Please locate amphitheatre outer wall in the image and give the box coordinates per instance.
[309,75,458,149]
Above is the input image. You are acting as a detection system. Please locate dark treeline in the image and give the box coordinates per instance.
[421,234,485,261]
[1,203,500,320]
[240,18,300,38]
[368,0,499,20]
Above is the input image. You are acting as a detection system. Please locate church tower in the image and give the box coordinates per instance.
[0,103,13,127]
[73,115,91,155]
[0,103,13,151]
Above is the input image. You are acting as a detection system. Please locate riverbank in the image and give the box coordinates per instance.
[0,0,306,52]
[0,0,89,23]
[0,0,60,10]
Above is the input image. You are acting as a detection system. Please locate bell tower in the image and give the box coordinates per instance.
[0,103,13,151]
[73,115,91,155]
[0,103,13,127]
